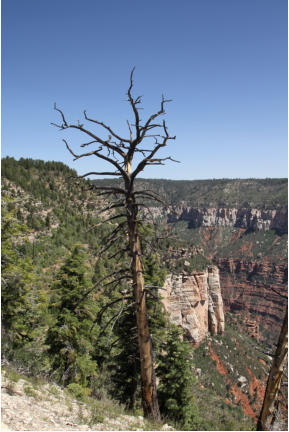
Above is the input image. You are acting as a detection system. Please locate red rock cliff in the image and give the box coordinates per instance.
[215,257,287,344]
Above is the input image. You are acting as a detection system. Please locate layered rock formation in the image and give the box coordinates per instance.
[150,206,288,234]
[153,202,287,344]
[215,257,288,344]
[128,178,287,345]
[162,265,224,344]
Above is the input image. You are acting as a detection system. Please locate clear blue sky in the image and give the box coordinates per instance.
[2,0,288,179]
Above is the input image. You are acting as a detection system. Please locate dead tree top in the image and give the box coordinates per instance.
[51,68,177,191]
[51,70,178,352]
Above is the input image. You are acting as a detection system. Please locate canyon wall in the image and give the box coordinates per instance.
[215,258,287,344]
[150,206,287,234]
[162,266,224,344]
[153,203,287,344]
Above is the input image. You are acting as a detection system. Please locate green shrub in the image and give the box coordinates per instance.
[66,383,88,401]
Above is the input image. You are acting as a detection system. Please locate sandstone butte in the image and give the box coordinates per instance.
[162,265,225,344]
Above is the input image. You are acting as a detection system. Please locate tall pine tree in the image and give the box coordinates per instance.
[46,245,98,387]
[157,326,201,430]
[1,197,38,346]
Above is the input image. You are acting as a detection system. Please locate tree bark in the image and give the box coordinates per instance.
[257,308,288,430]
[127,195,160,421]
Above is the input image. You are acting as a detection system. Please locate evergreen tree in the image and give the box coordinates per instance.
[46,245,98,387]
[1,197,37,345]
[157,326,201,430]
[109,307,140,409]
[45,214,51,228]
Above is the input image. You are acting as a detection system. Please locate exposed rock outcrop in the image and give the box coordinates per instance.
[150,202,287,344]
[207,266,225,335]
[1,372,174,431]
[162,266,224,344]
[215,257,288,344]
[148,206,288,234]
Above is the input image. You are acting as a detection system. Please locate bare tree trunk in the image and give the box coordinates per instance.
[127,197,160,421]
[257,308,288,431]
[53,68,176,420]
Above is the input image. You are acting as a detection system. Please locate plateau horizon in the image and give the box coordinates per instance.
[2,156,288,182]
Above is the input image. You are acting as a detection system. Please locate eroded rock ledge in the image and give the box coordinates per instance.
[147,206,288,234]
[162,265,225,344]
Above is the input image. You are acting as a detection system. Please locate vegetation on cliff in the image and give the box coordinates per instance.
[92,177,288,209]
[1,157,205,429]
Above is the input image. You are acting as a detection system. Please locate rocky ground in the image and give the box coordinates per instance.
[1,370,173,431]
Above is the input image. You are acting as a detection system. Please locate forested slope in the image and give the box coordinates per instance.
[93,177,288,209]
[1,157,286,430]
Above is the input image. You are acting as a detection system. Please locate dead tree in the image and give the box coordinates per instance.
[52,68,176,420]
[257,307,288,430]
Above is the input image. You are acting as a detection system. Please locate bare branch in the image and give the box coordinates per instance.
[53,106,132,180]
[88,213,127,230]
[63,138,129,179]
[95,202,125,215]
[84,110,131,143]
[53,104,125,156]
[107,247,129,261]
[53,103,68,127]
[80,140,98,148]
[84,189,122,198]
[101,221,127,239]
[127,67,140,139]
[86,185,126,195]
[132,123,176,179]
[92,301,135,337]
[147,156,180,165]
[139,95,172,140]
[78,171,121,178]
[79,268,130,303]
[134,190,170,207]
[97,296,133,322]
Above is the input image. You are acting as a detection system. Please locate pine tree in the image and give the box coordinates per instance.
[46,245,98,387]
[157,326,201,430]
[109,307,140,409]
[45,214,51,228]
[1,197,36,345]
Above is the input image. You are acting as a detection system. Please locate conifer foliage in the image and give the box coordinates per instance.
[157,326,201,430]
[1,197,37,346]
[46,245,98,387]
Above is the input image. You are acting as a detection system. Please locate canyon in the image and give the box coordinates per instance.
[154,203,288,345]
[2,159,287,429]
